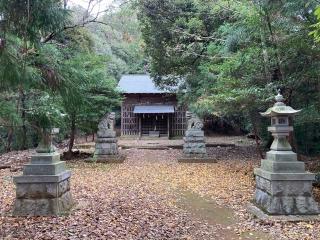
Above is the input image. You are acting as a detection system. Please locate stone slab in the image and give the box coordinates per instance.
[266,150,297,162]
[185,130,204,137]
[254,175,320,215]
[13,170,74,216]
[97,130,116,138]
[184,143,206,147]
[16,178,70,199]
[31,152,61,164]
[184,136,205,141]
[183,148,207,155]
[247,203,320,222]
[254,168,315,181]
[255,176,313,196]
[95,138,118,143]
[13,191,74,216]
[268,126,293,132]
[23,161,67,175]
[95,142,118,149]
[261,160,305,173]
[14,170,71,183]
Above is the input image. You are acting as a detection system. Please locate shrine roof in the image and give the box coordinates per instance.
[117,74,172,94]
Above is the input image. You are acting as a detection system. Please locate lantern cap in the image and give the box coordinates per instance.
[260,90,301,117]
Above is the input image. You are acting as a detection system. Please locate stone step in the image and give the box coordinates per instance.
[31,152,61,164]
[261,160,305,173]
[23,162,67,175]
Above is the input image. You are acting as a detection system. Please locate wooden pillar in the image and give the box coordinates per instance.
[167,113,170,139]
[120,105,123,136]
[139,115,142,139]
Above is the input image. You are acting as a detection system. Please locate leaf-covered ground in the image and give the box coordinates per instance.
[0,144,320,239]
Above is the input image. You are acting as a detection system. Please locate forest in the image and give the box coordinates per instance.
[1,1,320,239]
[0,0,319,157]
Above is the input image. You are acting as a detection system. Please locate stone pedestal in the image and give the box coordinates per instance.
[179,129,215,163]
[13,152,73,216]
[253,91,319,217]
[94,129,124,163]
[254,151,319,215]
[183,129,207,157]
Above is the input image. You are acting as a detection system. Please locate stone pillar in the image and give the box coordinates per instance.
[179,111,215,163]
[93,112,125,163]
[254,91,319,215]
[13,129,73,216]
[183,129,207,157]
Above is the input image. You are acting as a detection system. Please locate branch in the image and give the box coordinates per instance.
[42,0,131,43]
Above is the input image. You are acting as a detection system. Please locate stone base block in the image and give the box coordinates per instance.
[183,142,206,147]
[247,203,320,222]
[254,172,319,215]
[261,159,305,173]
[266,150,297,162]
[13,191,73,216]
[183,145,207,155]
[183,136,205,142]
[31,152,61,164]
[91,154,126,163]
[96,138,118,143]
[185,130,204,137]
[97,130,116,138]
[13,171,74,216]
[23,161,66,175]
[95,141,118,155]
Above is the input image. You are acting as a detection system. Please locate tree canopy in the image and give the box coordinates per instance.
[0,0,319,156]
[138,0,320,155]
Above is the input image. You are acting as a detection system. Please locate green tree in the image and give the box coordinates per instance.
[0,0,69,150]
[138,0,320,155]
[59,29,120,154]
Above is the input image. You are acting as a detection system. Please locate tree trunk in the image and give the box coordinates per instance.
[6,127,13,152]
[68,116,76,153]
[249,111,264,159]
[252,123,264,159]
[64,0,68,9]
[19,88,27,150]
[263,10,284,82]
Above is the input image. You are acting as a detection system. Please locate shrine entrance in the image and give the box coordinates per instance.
[140,113,170,137]
[134,105,174,138]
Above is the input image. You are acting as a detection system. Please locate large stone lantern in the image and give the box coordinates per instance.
[253,91,319,216]
[13,128,74,216]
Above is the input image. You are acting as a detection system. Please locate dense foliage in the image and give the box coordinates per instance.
[138,0,320,155]
[0,0,319,156]
[0,0,138,153]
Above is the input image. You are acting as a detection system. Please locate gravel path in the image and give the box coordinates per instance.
[1,146,319,239]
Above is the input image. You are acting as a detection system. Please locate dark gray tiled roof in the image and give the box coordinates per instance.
[117,74,169,94]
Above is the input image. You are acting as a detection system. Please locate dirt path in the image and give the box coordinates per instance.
[1,147,319,239]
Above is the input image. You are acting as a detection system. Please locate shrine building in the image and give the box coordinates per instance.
[117,74,187,138]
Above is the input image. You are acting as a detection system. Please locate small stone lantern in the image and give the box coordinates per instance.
[261,91,299,152]
[13,127,74,216]
[253,90,319,216]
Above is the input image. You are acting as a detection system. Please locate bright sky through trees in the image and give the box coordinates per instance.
[69,0,115,15]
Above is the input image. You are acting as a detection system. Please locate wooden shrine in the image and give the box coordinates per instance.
[118,74,187,138]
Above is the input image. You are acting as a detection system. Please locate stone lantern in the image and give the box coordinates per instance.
[13,128,74,216]
[253,90,319,216]
[261,91,298,152]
